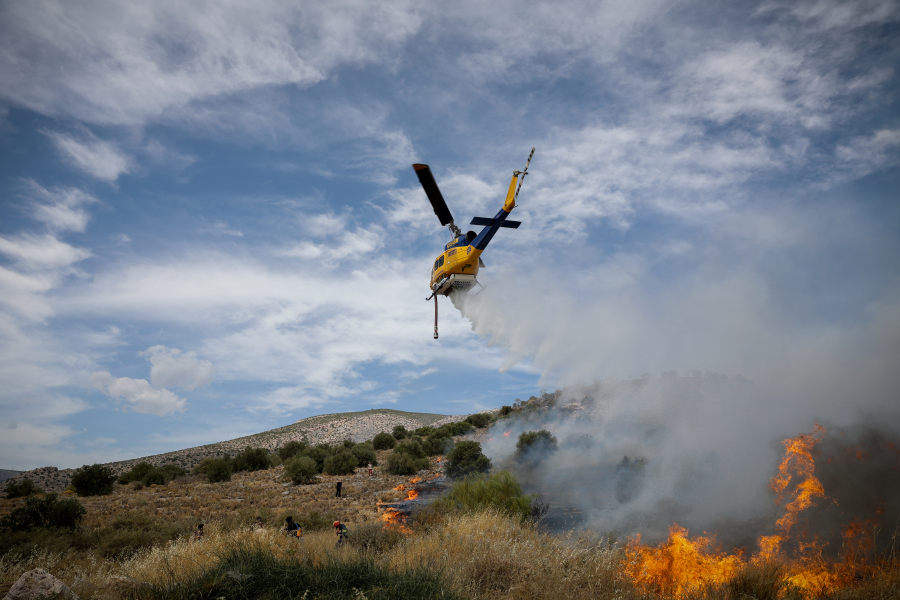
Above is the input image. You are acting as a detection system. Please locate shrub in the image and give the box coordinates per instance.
[385,452,429,475]
[445,421,474,435]
[351,443,377,467]
[423,431,452,456]
[394,439,427,460]
[349,522,407,553]
[234,447,272,472]
[373,432,396,450]
[392,425,408,440]
[194,457,234,482]
[342,439,354,449]
[284,456,318,484]
[466,413,492,428]
[70,463,117,496]
[277,441,307,461]
[4,478,42,498]
[118,462,155,484]
[414,426,434,437]
[445,440,492,479]
[304,446,332,473]
[119,462,185,487]
[431,471,533,521]
[294,511,340,532]
[323,449,357,475]
[515,430,559,462]
[499,405,513,417]
[0,493,86,531]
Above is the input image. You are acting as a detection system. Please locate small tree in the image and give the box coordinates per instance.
[373,432,396,450]
[446,421,474,435]
[351,443,377,467]
[234,447,272,472]
[323,449,357,475]
[385,451,429,475]
[515,430,559,461]
[4,478,42,498]
[278,441,307,461]
[70,463,117,496]
[391,425,408,440]
[499,405,513,417]
[0,493,86,530]
[445,441,492,479]
[118,462,155,484]
[466,413,492,428]
[194,457,234,482]
[284,456,318,484]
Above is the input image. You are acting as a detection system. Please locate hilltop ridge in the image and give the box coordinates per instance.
[5,408,477,494]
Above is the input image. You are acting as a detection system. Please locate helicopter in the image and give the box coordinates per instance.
[413,147,535,339]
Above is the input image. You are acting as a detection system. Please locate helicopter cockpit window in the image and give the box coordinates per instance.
[439,255,445,267]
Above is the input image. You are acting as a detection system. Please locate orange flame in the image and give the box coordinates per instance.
[625,424,887,598]
[624,525,743,597]
[379,507,412,533]
[410,476,424,484]
[406,489,419,500]
[393,484,407,491]
[503,430,511,437]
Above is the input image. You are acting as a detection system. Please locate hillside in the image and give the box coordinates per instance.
[4,408,475,494]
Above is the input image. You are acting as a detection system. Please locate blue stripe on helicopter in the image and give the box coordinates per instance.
[471,209,516,250]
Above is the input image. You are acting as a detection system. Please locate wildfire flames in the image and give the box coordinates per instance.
[503,430,511,437]
[624,424,890,597]
[406,489,419,500]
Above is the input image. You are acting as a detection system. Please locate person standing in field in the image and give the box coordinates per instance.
[367,462,373,477]
[335,479,342,497]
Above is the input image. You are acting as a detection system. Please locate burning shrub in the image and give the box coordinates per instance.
[70,463,117,496]
[323,448,357,475]
[466,413,492,428]
[277,440,307,461]
[373,432,397,450]
[0,493,86,531]
[432,471,534,522]
[3,478,42,498]
[515,430,558,463]
[284,455,318,484]
[444,440,492,479]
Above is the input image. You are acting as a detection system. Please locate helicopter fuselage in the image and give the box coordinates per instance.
[429,171,519,296]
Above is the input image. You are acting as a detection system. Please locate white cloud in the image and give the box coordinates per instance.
[0,233,91,269]
[90,371,186,416]
[142,345,214,391]
[23,180,98,233]
[45,129,131,182]
[0,0,424,126]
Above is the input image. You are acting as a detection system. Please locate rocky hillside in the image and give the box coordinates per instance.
[4,408,475,495]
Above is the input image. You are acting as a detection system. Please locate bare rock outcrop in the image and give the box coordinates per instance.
[3,568,78,600]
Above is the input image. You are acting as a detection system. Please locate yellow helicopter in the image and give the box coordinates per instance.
[414,148,535,338]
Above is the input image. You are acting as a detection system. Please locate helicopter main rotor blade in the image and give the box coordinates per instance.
[413,164,454,227]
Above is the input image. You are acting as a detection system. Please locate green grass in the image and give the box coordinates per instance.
[140,548,465,600]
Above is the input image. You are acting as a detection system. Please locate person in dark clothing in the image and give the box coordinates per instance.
[285,516,301,537]
[333,520,348,546]
[335,479,342,497]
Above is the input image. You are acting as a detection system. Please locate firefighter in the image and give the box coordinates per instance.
[333,520,348,546]
[285,516,301,537]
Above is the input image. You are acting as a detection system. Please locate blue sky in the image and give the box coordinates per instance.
[1,0,898,470]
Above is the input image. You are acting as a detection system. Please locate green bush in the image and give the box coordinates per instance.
[194,457,234,482]
[394,439,427,460]
[373,432,396,450]
[118,462,154,484]
[4,478,42,498]
[499,405,513,417]
[284,456,318,484]
[70,463,117,496]
[515,430,559,461]
[385,451,429,475]
[466,413,492,428]
[413,426,434,437]
[422,431,451,456]
[392,425,408,440]
[342,439,354,449]
[444,440,492,479]
[277,441,307,461]
[431,471,533,522]
[351,443,377,467]
[0,493,86,531]
[445,421,474,435]
[234,447,272,472]
[304,446,332,473]
[323,449,357,475]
